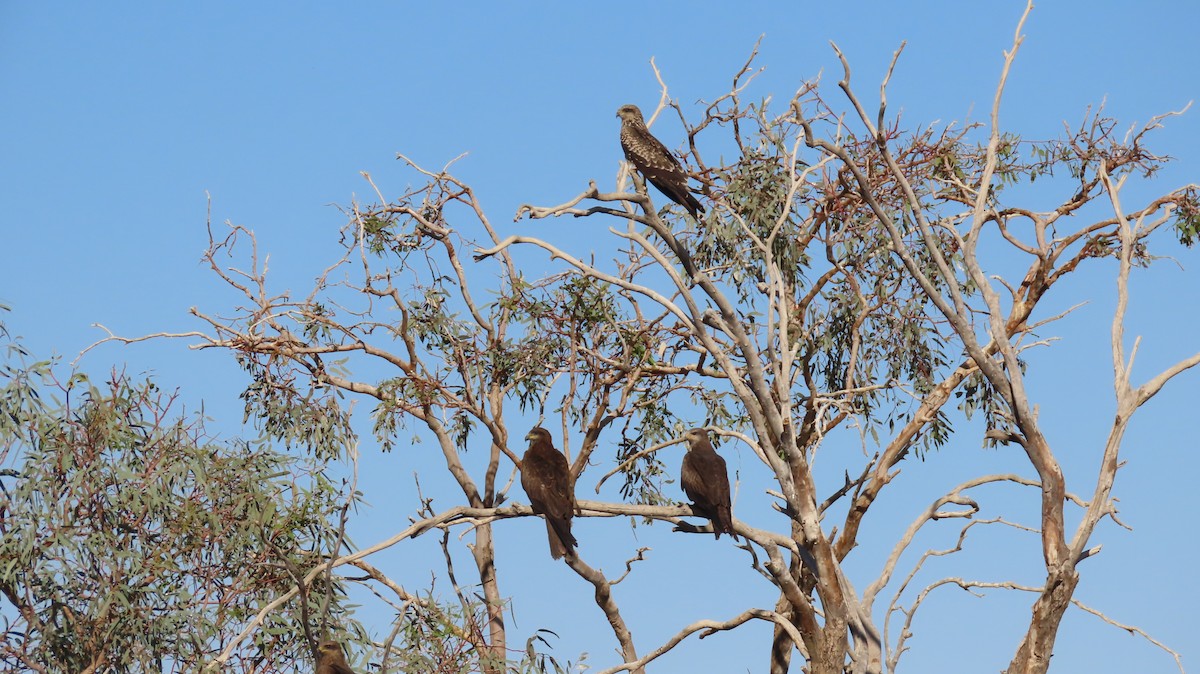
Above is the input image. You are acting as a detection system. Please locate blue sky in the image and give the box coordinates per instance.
[3,2,1198,672]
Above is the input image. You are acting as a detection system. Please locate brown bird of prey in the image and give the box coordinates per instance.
[521,427,578,559]
[616,103,705,219]
[680,428,737,540]
[316,641,355,674]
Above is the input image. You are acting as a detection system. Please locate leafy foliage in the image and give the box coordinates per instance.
[0,322,365,673]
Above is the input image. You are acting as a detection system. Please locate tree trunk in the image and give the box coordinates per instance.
[471,522,506,674]
[769,600,796,674]
[1004,567,1079,674]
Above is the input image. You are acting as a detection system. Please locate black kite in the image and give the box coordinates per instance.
[617,103,705,219]
[521,427,578,559]
[316,641,355,674]
[680,428,737,540]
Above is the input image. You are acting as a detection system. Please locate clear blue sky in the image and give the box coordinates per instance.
[2,2,1198,672]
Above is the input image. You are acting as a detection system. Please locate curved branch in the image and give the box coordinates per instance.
[594,608,806,674]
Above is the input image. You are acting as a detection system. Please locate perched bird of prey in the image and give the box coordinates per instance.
[616,103,705,219]
[521,427,578,559]
[680,428,737,540]
[316,641,355,674]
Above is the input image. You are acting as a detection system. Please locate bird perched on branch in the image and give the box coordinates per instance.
[316,641,355,674]
[680,428,737,540]
[616,103,705,219]
[521,427,578,559]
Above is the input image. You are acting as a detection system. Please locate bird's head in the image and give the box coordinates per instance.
[317,641,344,657]
[525,427,551,444]
[616,103,644,123]
[682,428,708,449]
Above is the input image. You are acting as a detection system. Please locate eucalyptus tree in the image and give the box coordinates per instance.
[160,5,1198,672]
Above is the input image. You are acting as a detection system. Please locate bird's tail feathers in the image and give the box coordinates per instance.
[546,517,577,560]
